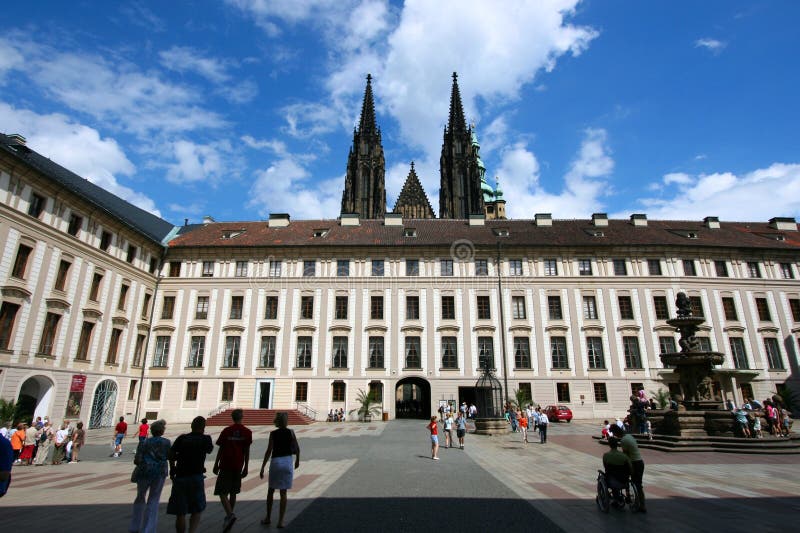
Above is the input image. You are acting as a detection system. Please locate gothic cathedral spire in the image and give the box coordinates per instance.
[341,74,386,219]
[439,72,484,219]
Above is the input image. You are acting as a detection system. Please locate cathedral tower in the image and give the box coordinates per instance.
[394,162,435,219]
[438,73,485,219]
[341,74,386,218]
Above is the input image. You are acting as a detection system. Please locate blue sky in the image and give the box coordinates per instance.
[1,1,799,224]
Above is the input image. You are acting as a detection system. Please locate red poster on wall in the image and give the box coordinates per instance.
[70,374,87,392]
[66,374,87,418]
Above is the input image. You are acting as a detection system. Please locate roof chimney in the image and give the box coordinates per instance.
[7,133,26,146]
[340,213,360,226]
[184,218,189,226]
[384,213,403,226]
[591,213,609,227]
[535,213,552,227]
[630,213,648,227]
[469,214,485,226]
[769,217,797,231]
[704,216,720,229]
[202,215,215,225]
[268,213,290,228]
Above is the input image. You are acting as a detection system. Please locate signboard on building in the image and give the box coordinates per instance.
[65,374,87,418]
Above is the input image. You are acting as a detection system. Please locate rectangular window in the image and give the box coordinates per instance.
[67,213,82,236]
[578,259,593,276]
[295,382,308,402]
[38,312,61,355]
[405,259,419,276]
[303,260,316,277]
[132,333,145,366]
[89,272,103,301]
[259,336,276,368]
[296,336,312,368]
[513,337,531,369]
[544,259,558,276]
[368,336,384,368]
[372,259,384,276]
[618,295,634,320]
[780,263,795,279]
[0,302,21,350]
[75,322,95,361]
[647,259,662,276]
[54,260,70,291]
[332,336,348,368]
[141,293,152,320]
[161,296,175,320]
[441,336,458,369]
[583,296,598,320]
[477,295,491,320]
[478,336,494,370]
[551,336,569,369]
[335,295,348,320]
[269,260,282,277]
[512,296,526,319]
[440,259,454,276]
[235,261,248,277]
[370,295,384,320]
[441,296,455,320]
[223,336,240,368]
[557,383,571,403]
[690,296,704,317]
[153,336,170,367]
[764,338,784,370]
[195,296,209,319]
[509,259,523,276]
[100,231,112,252]
[653,296,669,320]
[747,261,762,278]
[118,284,129,311]
[756,298,771,321]
[169,261,181,277]
[106,328,122,364]
[300,296,314,319]
[594,383,608,403]
[406,295,420,320]
[475,259,488,276]
[185,382,198,401]
[586,336,605,369]
[789,299,800,322]
[11,244,32,279]
[714,260,728,277]
[613,259,627,276]
[332,381,346,402]
[683,259,697,277]
[695,336,712,352]
[126,245,137,264]
[149,257,158,274]
[405,336,421,368]
[201,261,214,277]
[149,381,162,401]
[221,382,235,402]
[729,337,749,369]
[548,295,563,320]
[264,296,278,319]
[659,336,677,355]
[128,380,138,400]
[369,381,383,401]
[188,336,205,368]
[623,336,642,369]
[722,297,738,321]
[28,193,45,218]
[337,259,349,277]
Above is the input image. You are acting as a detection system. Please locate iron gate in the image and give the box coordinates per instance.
[89,380,118,428]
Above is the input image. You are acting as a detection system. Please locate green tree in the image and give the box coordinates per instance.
[0,398,16,426]
[511,388,532,410]
[348,389,382,422]
[649,388,671,409]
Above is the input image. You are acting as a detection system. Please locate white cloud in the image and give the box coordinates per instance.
[248,157,341,219]
[695,38,727,54]
[281,102,342,138]
[0,40,23,83]
[629,163,800,221]
[159,46,231,83]
[166,140,230,184]
[0,103,162,216]
[663,172,692,185]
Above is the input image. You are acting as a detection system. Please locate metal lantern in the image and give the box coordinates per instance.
[475,363,504,419]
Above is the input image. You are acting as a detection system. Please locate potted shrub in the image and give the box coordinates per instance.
[349,389,382,422]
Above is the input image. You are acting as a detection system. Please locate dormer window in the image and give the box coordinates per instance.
[493,228,509,237]
[668,229,700,239]
[688,232,698,239]
[404,228,417,238]
[313,229,329,238]
[221,230,244,240]
[584,228,604,237]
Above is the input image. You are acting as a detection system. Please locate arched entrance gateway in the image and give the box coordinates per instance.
[395,377,431,419]
[89,380,118,428]
[16,376,55,423]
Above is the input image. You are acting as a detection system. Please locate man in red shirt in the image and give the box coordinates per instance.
[138,418,150,447]
[213,409,252,532]
[113,416,128,458]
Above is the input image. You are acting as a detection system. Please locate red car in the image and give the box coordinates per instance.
[544,405,573,423]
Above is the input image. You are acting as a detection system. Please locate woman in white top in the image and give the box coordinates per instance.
[53,423,69,464]
[443,413,453,448]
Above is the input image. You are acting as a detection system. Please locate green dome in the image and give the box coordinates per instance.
[481,174,494,203]
[494,176,504,200]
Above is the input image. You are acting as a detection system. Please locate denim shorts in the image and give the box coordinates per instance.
[167,474,207,515]
[114,433,125,446]
[430,435,438,444]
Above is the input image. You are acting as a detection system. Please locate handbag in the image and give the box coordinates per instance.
[130,464,141,483]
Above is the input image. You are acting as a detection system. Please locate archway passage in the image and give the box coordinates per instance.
[395,377,431,419]
[17,376,55,423]
[89,380,118,429]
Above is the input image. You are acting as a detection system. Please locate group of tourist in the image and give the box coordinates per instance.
[425,410,469,460]
[601,424,647,513]
[732,397,793,438]
[504,404,551,444]
[128,409,300,533]
[1,416,86,466]
[326,408,346,422]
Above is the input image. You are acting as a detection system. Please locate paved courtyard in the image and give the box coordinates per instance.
[1,419,798,532]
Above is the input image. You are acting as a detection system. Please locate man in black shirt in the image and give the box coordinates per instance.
[167,416,214,533]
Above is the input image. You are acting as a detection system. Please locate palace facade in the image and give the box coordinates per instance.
[1,75,799,426]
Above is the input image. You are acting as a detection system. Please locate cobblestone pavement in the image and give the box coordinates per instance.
[1,420,797,532]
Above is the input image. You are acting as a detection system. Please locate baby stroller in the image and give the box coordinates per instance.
[596,470,642,513]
